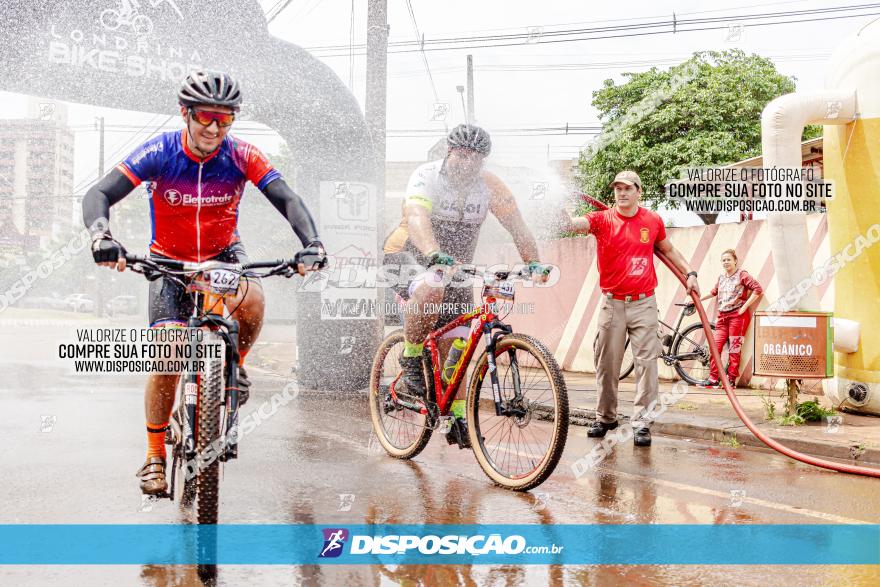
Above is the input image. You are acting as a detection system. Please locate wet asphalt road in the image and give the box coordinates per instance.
[1,326,879,585]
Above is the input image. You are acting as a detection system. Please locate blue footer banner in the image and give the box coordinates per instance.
[0,525,878,565]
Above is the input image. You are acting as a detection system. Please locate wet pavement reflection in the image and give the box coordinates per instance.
[1,364,878,585]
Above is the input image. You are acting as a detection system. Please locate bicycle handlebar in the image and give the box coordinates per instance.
[123,246,327,279]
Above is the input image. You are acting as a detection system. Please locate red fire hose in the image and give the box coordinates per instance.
[578,194,880,477]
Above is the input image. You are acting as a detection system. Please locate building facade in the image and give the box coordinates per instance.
[0,100,74,251]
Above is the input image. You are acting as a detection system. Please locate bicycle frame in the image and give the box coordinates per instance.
[124,251,324,503]
[390,292,516,420]
[659,306,696,356]
[179,289,242,463]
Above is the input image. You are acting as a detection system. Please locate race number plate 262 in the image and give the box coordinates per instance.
[201,269,240,295]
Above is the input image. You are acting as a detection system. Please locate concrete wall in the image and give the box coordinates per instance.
[485,213,831,388]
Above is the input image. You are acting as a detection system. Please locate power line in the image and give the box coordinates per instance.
[379,0,816,37]
[293,0,324,22]
[349,0,355,90]
[305,3,880,55]
[404,0,444,123]
[70,114,175,195]
[314,2,878,50]
[64,122,601,138]
[266,0,296,23]
[387,52,832,77]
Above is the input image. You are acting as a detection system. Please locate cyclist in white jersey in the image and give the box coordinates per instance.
[382,124,551,447]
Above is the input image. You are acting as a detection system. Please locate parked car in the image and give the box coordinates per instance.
[18,295,70,311]
[105,295,138,316]
[65,293,95,313]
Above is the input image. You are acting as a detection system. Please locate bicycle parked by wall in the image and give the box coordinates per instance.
[596,301,716,385]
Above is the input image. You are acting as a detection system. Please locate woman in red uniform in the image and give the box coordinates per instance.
[699,249,763,388]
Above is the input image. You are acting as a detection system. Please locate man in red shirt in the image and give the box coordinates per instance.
[565,171,699,446]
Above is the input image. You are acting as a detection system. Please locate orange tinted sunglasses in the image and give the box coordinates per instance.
[188,108,235,128]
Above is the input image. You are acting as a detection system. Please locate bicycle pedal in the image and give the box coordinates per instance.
[437,416,453,434]
[445,419,472,449]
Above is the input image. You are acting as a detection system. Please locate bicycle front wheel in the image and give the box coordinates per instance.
[195,332,224,525]
[672,322,716,385]
[369,329,433,459]
[467,334,568,491]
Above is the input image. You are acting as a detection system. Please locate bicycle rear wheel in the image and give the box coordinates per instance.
[195,332,224,525]
[369,329,433,459]
[467,334,568,491]
[672,322,716,385]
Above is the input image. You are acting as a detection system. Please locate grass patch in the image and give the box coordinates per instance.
[795,399,836,422]
[850,443,867,459]
[762,395,835,426]
[777,413,805,426]
[720,432,741,448]
[761,395,776,421]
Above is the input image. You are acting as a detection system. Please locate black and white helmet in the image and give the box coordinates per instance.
[178,70,242,111]
[447,124,491,155]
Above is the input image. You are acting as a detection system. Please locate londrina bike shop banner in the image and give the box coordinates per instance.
[0,0,381,390]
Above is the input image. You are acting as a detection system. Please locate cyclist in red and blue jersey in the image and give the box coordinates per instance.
[83,70,326,495]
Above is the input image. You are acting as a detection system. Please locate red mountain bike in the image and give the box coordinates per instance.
[369,267,569,491]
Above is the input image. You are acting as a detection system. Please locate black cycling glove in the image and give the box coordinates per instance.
[91,234,126,264]
[298,240,328,270]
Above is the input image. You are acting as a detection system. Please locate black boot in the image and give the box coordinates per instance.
[587,420,619,438]
[446,417,471,449]
[398,353,427,399]
[634,427,652,447]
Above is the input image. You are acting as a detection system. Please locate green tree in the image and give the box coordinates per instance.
[577,50,820,224]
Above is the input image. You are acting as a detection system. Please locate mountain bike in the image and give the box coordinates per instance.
[598,301,716,385]
[124,248,324,524]
[369,266,569,492]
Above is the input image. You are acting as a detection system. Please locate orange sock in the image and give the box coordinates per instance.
[146,421,168,460]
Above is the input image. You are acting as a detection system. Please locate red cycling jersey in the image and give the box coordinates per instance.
[586,207,667,295]
[117,129,281,262]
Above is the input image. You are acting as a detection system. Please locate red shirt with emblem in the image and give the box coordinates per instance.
[585,207,667,295]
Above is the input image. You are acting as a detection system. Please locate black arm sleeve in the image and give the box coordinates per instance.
[82,168,136,236]
[260,178,320,247]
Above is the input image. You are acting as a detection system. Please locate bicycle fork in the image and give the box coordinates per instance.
[482,320,525,417]
[181,325,200,462]
[183,315,241,463]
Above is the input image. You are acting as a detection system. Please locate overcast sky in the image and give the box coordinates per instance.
[1,0,877,205]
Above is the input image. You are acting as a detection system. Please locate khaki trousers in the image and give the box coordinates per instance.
[594,295,660,429]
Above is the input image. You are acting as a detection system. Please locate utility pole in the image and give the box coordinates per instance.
[94,116,105,318]
[365,0,387,350]
[97,116,105,178]
[456,85,467,122]
[365,0,388,191]
[466,54,474,123]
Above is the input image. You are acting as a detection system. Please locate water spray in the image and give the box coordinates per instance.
[578,193,880,478]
